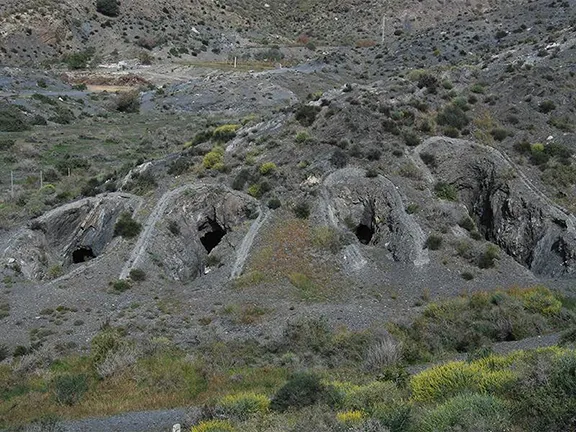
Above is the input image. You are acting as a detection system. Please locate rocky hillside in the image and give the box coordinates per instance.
[0,0,529,66]
[0,0,574,357]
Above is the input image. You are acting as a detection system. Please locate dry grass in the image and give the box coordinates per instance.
[246,213,342,301]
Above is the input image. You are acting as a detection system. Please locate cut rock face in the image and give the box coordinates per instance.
[419,137,576,278]
[1,193,142,280]
[323,167,429,266]
[138,186,259,282]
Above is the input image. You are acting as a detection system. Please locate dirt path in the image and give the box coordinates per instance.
[60,408,188,432]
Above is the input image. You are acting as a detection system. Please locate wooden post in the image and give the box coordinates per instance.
[234,56,237,68]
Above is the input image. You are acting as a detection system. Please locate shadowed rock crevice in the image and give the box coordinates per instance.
[199,218,227,253]
[355,224,374,245]
[72,247,96,264]
[355,198,376,245]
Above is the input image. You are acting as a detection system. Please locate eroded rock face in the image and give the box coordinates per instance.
[1,193,141,280]
[420,137,576,278]
[323,167,429,266]
[142,186,259,282]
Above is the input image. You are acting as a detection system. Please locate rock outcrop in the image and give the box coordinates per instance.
[123,184,260,282]
[418,137,576,278]
[322,167,429,266]
[1,193,141,280]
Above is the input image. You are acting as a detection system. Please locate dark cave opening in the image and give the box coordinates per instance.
[199,218,227,253]
[355,224,374,245]
[72,246,96,263]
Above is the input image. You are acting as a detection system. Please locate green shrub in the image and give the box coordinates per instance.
[437,105,470,130]
[52,374,89,406]
[129,268,146,282]
[115,90,140,113]
[212,124,240,142]
[425,235,443,250]
[189,129,213,146]
[231,168,253,190]
[539,100,556,114]
[311,226,341,253]
[470,83,485,94]
[247,183,262,198]
[125,171,157,195]
[0,344,8,362]
[391,287,569,362]
[295,131,311,143]
[372,400,413,432]
[91,327,123,366]
[259,162,277,175]
[270,372,330,412]
[458,217,476,232]
[0,104,30,132]
[167,158,190,176]
[114,212,142,239]
[203,146,225,169]
[560,328,576,346]
[111,279,131,293]
[0,138,15,150]
[333,380,400,410]
[490,128,509,141]
[410,360,515,402]
[191,420,234,432]
[96,0,120,16]
[403,131,421,147]
[295,105,321,126]
[293,201,310,219]
[434,182,458,201]
[417,393,511,432]
[218,392,269,419]
[443,126,460,138]
[330,149,349,168]
[64,48,95,70]
[478,244,499,269]
[267,197,281,209]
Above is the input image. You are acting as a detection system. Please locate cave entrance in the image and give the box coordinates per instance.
[199,218,227,253]
[72,246,95,263]
[356,224,374,245]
